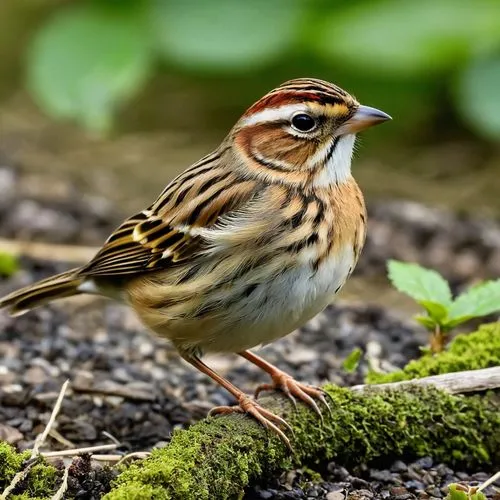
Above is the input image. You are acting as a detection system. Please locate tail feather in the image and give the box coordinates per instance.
[0,268,84,316]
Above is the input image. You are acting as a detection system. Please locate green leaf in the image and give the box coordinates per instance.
[471,493,487,500]
[443,316,475,329]
[387,260,453,310]
[419,300,449,322]
[0,252,19,277]
[446,483,487,500]
[26,3,152,133]
[315,0,500,77]
[342,348,362,373]
[415,315,439,330]
[456,55,500,139]
[150,0,306,71]
[448,280,500,321]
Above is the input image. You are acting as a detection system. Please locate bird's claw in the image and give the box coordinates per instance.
[209,394,294,450]
[254,372,332,421]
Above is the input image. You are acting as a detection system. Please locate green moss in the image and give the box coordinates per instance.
[105,385,500,500]
[0,442,30,489]
[0,442,60,498]
[366,322,500,384]
[24,462,59,498]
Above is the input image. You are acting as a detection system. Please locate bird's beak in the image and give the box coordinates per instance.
[340,105,392,134]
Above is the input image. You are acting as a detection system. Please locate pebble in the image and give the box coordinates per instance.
[391,461,408,473]
[0,423,23,444]
[389,486,413,500]
[404,480,425,490]
[369,470,395,482]
[250,457,500,499]
[285,347,319,366]
[326,492,345,500]
[415,457,433,469]
[22,366,49,385]
[0,366,15,384]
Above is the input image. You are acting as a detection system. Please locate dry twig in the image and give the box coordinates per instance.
[89,451,151,464]
[31,379,70,458]
[42,444,118,458]
[477,470,500,493]
[50,464,70,500]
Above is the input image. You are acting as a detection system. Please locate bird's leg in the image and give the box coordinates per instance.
[239,350,331,419]
[181,354,293,449]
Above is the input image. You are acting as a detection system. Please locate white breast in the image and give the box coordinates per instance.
[202,244,356,353]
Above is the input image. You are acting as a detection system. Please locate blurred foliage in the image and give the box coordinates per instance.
[19,0,500,137]
[342,347,362,373]
[0,252,19,277]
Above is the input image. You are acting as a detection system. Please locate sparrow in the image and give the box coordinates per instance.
[0,78,391,447]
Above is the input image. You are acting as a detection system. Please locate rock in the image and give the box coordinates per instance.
[22,366,49,385]
[414,457,433,470]
[326,492,346,500]
[391,461,408,473]
[0,423,23,444]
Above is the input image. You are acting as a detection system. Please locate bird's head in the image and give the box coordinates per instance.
[231,78,391,187]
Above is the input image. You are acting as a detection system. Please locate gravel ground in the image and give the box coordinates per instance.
[0,165,499,499]
[247,458,500,499]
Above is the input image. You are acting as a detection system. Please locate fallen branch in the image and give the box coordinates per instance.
[351,366,500,394]
[104,382,500,500]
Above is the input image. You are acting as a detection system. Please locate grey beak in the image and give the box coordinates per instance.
[342,105,392,133]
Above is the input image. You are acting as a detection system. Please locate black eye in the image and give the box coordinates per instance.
[291,113,317,132]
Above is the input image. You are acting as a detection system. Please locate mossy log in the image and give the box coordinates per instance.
[104,384,499,500]
[104,323,500,499]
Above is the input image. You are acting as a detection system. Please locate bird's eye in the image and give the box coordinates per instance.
[291,113,317,132]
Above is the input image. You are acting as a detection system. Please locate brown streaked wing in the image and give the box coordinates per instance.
[78,172,259,278]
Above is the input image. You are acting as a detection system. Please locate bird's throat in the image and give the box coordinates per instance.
[313,134,356,187]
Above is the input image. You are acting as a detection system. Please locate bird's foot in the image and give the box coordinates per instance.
[209,394,294,450]
[254,371,331,420]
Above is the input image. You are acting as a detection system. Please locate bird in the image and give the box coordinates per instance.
[0,78,390,448]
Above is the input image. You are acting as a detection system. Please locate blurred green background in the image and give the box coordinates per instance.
[0,0,499,214]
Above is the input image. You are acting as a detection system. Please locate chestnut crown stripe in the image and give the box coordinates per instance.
[244,90,349,118]
[276,77,348,95]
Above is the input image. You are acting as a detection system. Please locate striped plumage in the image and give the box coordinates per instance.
[0,78,390,446]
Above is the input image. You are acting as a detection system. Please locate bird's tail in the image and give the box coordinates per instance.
[0,268,84,316]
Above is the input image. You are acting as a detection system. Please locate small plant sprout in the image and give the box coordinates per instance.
[446,470,500,500]
[446,483,486,500]
[387,260,500,353]
[342,347,362,373]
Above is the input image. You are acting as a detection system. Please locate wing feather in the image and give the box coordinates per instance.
[78,156,260,278]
